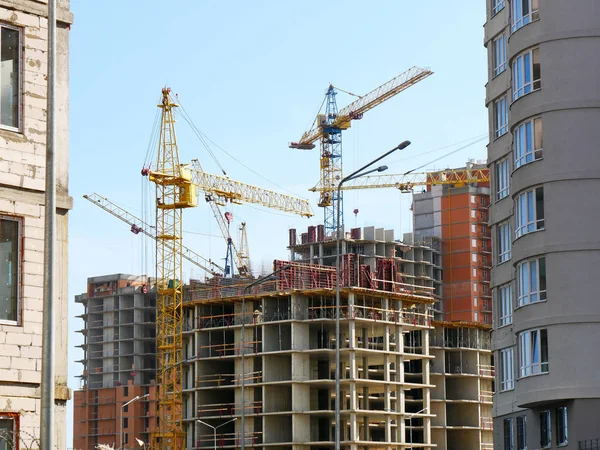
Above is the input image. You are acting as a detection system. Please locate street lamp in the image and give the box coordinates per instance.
[197,418,237,450]
[334,140,411,450]
[406,407,428,449]
[120,393,149,450]
[240,265,291,450]
[135,438,146,449]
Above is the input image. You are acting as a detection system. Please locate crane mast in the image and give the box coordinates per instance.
[148,88,192,450]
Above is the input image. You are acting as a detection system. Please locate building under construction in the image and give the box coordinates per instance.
[184,256,436,449]
[73,274,158,449]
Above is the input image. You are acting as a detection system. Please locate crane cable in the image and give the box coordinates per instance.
[403,135,488,175]
[174,94,307,198]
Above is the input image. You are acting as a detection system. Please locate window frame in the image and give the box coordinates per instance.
[0,214,22,326]
[494,96,509,139]
[500,347,514,391]
[504,417,514,450]
[0,23,23,132]
[497,221,512,264]
[519,328,549,378]
[556,407,568,446]
[514,117,543,169]
[492,0,505,16]
[512,47,541,101]
[540,410,551,448]
[515,187,544,238]
[493,33,507,77]
[0,412,19,450]
[496,157,510,201]
[511,0,540,32]
[498,283,513,327]
[517,257,547,307]
[516,415,527,450]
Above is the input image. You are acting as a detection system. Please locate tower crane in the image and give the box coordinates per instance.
[309,168,490,193]
[290,66,433,235]
[82,193,224,276]
[142,88,314,450]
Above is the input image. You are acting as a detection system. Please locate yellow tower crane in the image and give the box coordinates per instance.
[144,88,313,450]
[290,66,433,235]
[309,168,490,193]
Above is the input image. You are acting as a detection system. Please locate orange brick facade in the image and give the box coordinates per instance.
[73,383,157,450]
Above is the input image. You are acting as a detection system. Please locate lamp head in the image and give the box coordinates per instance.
[376,165,388,172]
[397,140,411,150]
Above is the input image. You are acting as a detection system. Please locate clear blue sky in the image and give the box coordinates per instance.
[67,0,487,445]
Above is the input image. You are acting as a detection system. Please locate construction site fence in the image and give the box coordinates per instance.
[196,304,432,330]
[185,260,434,303]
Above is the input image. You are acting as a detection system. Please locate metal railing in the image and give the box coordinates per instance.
[580,439,600,450]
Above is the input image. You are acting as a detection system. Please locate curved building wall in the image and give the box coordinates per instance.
[485,0,600,448]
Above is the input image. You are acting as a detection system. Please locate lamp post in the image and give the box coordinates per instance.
[406,407,428,449]
[240,265,291,450]
[334,140,411,450]
[197,418,237,450]
[120,393,149,450]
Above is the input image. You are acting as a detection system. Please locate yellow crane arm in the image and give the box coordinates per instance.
[83,193,224,276]
[309,169,490,192]
[290,66,433,149]
[188,159,314,217]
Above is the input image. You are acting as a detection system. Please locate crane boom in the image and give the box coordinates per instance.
[189,159,314,217]
[309,169,490,192]
[83,193,224,275]
[290,66,433,149]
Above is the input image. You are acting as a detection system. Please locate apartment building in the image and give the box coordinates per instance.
[484,1,600,448]
[0,1,72,447]
[73,274,157,449]
[413,163,492,325]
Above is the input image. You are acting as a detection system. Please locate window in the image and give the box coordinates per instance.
[496,158,509,200]
[517,257,547,306]
[123,386,128,397]
[497,221,511,263]
[556,407,567,446]
[0,414,17,450]
[540,410,551,448]
[519,328,548,377]
[471,195,476,203]
[498,283,513,326]
[500,347,514,391]
[512,0,540,32]
[472,238,477,248]
[492,0,505,16]
[0,215,21,324]
[473,268,477,276]
[494,96,509,138]
[474,282,478,292]
[474,297,478,306]
[516,416,527,450]
[515,187,544,237]
[514,117,543,168]
[472,253,477,262]
[493,34,507,76]
[513,48,541,100]
[123,417,129,429]
[504,418,514,450]
[471,224,476,233]
[0,25,20,130]
[471,209,476,218]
